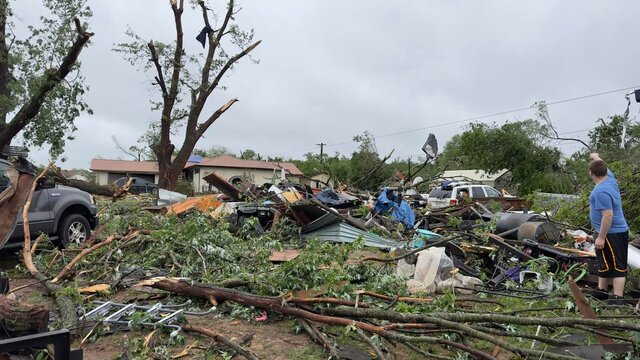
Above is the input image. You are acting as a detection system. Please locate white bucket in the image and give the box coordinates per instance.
[628,245,640,270]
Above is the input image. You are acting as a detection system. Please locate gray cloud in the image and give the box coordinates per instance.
[12,0,640,168]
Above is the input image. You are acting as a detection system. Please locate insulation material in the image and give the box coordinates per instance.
[401,247,482,294]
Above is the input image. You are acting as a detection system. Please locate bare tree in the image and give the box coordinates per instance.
[112,135,145,161]
[115,0,261,190]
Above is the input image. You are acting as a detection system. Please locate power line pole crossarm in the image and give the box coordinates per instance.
[316,143,326,163]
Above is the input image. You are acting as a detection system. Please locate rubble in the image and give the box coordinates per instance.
[2,154,640,360]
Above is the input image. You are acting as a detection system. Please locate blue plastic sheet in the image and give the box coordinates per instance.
[374,188,415,228]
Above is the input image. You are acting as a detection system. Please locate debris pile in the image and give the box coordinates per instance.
[3,158,640,359]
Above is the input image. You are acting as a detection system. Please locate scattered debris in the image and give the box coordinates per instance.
[3,150,639,359]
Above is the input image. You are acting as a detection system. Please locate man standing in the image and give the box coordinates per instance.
[588,153,629,305]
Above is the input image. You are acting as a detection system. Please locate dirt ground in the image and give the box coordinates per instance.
[4,272,326,360]
[1,248,377,360]
[78,316,320,360]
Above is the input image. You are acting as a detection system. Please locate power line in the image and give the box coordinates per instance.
[265,85,639,157]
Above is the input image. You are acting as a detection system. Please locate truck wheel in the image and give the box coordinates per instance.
[58,214,91,246]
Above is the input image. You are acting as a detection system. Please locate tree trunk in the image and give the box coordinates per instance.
[0,0,11,126]
[0,295,50,337]
[50,173,115,197]
[0,168,34,247]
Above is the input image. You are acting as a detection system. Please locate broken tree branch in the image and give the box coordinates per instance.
[183,325,260,360]
[20,163,79,330]
[22,162,55,276]
[0,17,94,149]
[360,235,460,263]
[145,278,582,359]
[319,306,640,334]
[297,318,341,359]
[52,234,124,283]
[354,327,387,360]
[147,41,168,99]
[30,233,45,256]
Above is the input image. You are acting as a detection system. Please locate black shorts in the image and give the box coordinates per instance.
[596,231,629,278]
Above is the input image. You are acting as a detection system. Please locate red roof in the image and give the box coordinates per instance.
[90,156,304,176]
[90,159,159,174]
[186,155,304,176]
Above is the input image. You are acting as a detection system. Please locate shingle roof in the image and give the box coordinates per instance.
[90,156,304,176]
[186,155,304,176]
[90,159,159,174]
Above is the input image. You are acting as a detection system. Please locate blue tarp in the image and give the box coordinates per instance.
[374,188,415,228]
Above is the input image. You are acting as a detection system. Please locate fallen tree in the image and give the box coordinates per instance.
[20,162,80,330]
[144,277,631,360]
[0,295,49,337]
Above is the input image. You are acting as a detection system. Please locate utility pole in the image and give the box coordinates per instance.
[316,143,326,163]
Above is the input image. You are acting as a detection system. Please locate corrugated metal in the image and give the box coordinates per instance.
[301,221,404,250]
[301,213,343,233]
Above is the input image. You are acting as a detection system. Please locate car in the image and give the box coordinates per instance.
[425,181,502,209]
[0,159,98,248]
[113,176,158,195]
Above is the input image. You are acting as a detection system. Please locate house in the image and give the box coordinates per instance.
[184,155,304,193]
[438,169,511,189]
[90,159,159,185]
[300,173,333,189]
[60,169,88,182]
[90,156,304,193]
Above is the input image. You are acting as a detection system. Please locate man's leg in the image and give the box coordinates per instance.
[612,277,625,297]
[598,277,609,291]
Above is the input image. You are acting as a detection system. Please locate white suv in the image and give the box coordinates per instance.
[425,181,502,209]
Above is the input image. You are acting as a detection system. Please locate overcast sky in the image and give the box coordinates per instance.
[14,1,640,169]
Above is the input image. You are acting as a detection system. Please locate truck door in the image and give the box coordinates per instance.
[13,183,53,239]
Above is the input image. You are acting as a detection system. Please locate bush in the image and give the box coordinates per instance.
[174,178,194,196]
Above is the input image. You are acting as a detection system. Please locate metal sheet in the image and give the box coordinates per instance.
[301,221,404,250]
[301,212,343,233]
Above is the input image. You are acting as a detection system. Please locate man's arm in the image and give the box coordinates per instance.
[595,209,613,249]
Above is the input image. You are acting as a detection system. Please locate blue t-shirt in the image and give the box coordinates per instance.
[589,169,628,234]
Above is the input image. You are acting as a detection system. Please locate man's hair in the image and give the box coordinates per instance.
[589,160,608,177]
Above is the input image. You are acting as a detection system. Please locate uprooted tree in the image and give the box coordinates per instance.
[115,0,261,190]
[0,0,93,158]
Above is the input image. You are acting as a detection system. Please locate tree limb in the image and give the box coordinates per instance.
[319,307,640,333]
[197,0,233,92]
[19,162,78,330]
[195,98,238,138]
[147,41,168,99]
[22,162,55,277]
[112,135,142,161]
[204,40,261,99]
[0,17,93,150]
[354,327,387,360]
[183,325,260,360]
[52,234,125,283]
[535,101,592,151]
[297,318,341,359]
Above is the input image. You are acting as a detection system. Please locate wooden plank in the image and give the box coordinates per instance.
[270,210,281,231]
[567,277,615,345]
[268,249,300,262]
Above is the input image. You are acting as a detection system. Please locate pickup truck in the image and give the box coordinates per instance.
[0,159,98,248]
